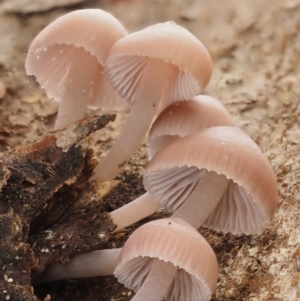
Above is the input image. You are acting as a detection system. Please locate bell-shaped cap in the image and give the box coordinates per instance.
[105,22,212,111]
[25,9,129,111]
[144,127,278,234]
[148,95,235,159]
[115,217,218,301]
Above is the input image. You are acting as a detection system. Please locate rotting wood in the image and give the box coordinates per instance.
[0,114,117,301]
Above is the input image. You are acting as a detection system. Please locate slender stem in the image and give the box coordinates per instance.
[91,58,176,181]
[55,89,86,129]
[172,170,229,229]
[132,259,177,301]
[110,192,161,231]
[111,171,228,231]
[55,48,99,130]
[91,96,155,180]
[36,248,121,283]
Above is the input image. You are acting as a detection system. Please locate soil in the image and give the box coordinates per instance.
[0,0,300,300]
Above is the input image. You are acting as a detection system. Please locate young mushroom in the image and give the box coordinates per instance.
[91,22,213,181]
[148,95,235,159]
[115,217,218,301]
[36,218,218,301]
[25,9,128,129]
[110,97,234,231]
[144,126,278,233]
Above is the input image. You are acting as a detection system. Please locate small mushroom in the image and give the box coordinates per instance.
[148,95,235,159]
[110,96,233,231]
[92,22,212,181]
[115,217,218,301]
[36,218,218,301]
[113,124,278,234]
[144,126,278,233]
[25,9,128,129]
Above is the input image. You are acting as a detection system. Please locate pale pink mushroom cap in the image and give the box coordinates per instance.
[92,22,213,181]
[115,217,218,301]
[148,95,235,159]
[144,127,278,234]
[25,9,129,111]
[105,21,213,112]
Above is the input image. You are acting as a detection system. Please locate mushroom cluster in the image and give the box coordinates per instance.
[26,8,278,301]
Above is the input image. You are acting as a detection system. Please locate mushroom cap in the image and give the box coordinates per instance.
[115,217,218,301]
[25,9,129,111]
[105,22,212,109]
[144,127,278,234]
[148,95,235,159]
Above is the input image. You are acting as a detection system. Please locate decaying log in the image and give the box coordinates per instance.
[0,115,117,301]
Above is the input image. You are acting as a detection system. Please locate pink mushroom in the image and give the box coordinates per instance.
[25,9,128,130]
[110,96,234,230]
[91,22,212,181]
[147,95,235,159]
[115,218,218,301]
[110,126,278,233]
[38,218,219,301]
[144,126,278,233]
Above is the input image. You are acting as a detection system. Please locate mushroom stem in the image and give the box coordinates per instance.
[36,248,121,283]
[91,58,176,181]
[55,88,86,129]
[132,259,177,301]
[110,192,161,231]
[172,170,229,229]
[54,48,99,130]
[112,171,228,232]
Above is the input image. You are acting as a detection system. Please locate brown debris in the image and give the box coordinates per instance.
[0,114,117,301]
